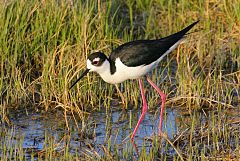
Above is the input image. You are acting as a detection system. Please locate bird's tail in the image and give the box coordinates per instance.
[164,20,199,39]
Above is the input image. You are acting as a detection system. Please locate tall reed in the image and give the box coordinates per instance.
[0,0,239,118]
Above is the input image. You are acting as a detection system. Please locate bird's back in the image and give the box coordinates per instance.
[109,21,199,67]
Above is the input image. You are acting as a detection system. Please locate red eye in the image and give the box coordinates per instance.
[92,61,98,65]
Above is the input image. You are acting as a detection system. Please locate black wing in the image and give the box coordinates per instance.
[109,21,199,67]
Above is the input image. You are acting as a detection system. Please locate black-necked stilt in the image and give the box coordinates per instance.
[70,21,199,139]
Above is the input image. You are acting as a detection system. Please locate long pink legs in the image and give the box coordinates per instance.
[131,79,148,139]
[131,77,166,139]
[146,76,166,135]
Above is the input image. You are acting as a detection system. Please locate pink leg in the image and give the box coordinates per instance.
[131,79,148,139]
[146,76,166,135]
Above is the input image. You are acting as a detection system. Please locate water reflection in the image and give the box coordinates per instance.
[10,105,178,157]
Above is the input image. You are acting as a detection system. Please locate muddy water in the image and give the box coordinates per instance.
[6,103,179,158]
[4,101,240,160]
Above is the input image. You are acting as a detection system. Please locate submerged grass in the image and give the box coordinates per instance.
[0,108,239,160]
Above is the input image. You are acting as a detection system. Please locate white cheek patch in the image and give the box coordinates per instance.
[93,57,100,62]
[87,59,93,69]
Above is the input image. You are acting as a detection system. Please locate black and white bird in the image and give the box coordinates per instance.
[70,21,199,139]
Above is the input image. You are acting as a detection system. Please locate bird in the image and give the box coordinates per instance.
[70,21,199,139]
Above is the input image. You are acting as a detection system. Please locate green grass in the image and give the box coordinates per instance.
[0,0,239,160]
[0,0,239,112]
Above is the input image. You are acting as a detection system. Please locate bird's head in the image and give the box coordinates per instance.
[86,52,108,72]
[70,52,108,89]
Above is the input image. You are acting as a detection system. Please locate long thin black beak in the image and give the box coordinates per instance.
[70,69,90,89]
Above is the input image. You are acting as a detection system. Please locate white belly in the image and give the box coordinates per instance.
[100,58,158,84]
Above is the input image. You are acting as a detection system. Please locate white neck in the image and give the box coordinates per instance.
[96,60,113,82]
[87,59,115,84]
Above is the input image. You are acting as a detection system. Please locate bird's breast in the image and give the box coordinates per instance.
[99,58,157,84]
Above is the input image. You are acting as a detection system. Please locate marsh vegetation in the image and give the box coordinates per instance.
[0,0,239,160]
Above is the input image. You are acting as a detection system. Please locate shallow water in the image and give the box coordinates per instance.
[4,102,239,159]
[6,103,179,158]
